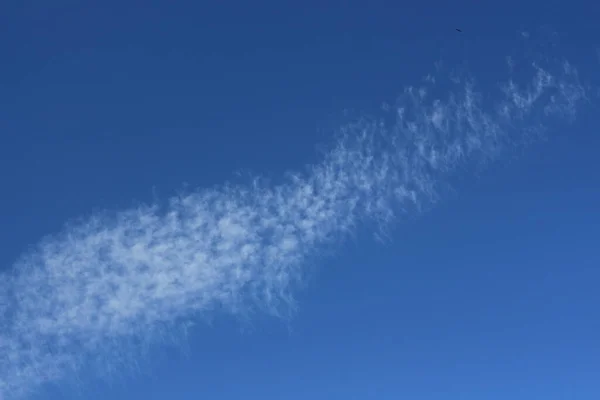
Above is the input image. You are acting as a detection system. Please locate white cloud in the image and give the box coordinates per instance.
[0,50,588,399]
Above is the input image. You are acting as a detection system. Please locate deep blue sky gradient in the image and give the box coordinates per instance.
[1,1,599,399]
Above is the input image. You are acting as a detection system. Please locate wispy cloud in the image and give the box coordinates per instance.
[0,48,588,398]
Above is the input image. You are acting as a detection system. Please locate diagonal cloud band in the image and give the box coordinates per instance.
[0,50,589,398]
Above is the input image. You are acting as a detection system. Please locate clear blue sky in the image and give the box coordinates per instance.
[1,1,599,399]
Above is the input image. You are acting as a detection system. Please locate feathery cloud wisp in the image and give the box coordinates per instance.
[0,51,588,398]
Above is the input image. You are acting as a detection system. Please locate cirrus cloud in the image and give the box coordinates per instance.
[0,44,589,399]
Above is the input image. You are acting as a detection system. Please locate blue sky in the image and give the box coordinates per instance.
[1,1,599,399]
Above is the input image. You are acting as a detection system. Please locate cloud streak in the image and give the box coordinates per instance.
[0,48,588,398]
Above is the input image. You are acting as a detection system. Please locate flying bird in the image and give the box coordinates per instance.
[456,28,462,32]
